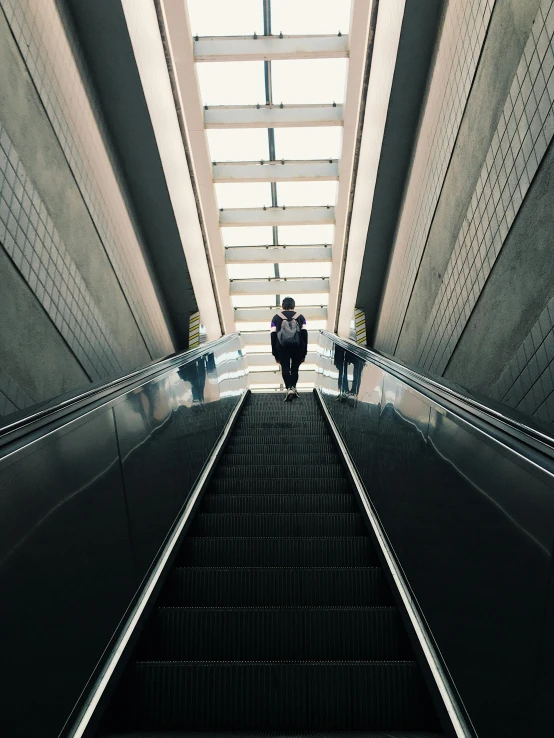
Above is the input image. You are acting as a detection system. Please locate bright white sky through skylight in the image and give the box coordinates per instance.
[187,0,351,387]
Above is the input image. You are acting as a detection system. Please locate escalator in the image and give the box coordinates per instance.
[100,392,442,736]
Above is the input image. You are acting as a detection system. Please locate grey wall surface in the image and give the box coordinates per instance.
[369,0,554,428]
[0,0,185,418]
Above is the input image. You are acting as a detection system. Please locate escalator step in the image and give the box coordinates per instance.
[239,412,324,420]
[177,537,378,566]
[234,422,327,433]
[160,566,391,606]
[215,465,345,479]
[208,478,352,495]
[201,493,357,513]
[138,606,409,661]
[112,661,437,731]
[190,513,366,537]
[106,730,442,738]
[231,430,328,440]
[226,437,335,451]
[220,452,340,466]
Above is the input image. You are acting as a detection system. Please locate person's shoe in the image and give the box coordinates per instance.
[284,389,293,401]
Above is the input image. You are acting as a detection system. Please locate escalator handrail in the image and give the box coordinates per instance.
[0,332,242,447]
[320,330,554,460]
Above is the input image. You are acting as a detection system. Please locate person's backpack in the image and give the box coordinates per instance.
[277,311,301,347]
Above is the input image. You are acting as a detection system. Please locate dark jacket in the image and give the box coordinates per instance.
[271,311,308,359]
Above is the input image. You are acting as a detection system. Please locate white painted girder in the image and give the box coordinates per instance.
[234,306,328,322]
[213,159,339,183]
[249,369,317,385]
[230,278,330,295]
[220,206,335,227]
[247,351,318,367]
[194,34,349,62]
[225,246,332,263]
[204,104,343,128]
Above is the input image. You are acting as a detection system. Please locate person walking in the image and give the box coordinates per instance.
[270,297,308,401]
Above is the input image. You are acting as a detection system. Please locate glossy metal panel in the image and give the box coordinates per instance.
[114,371,183,579]
[422,410,554,737]
[316,332,554,738]
[0,408,135,738]
[0,334,247,738]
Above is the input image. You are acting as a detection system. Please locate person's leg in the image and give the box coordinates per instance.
[352,358,362,395]
[338,363,348,394]
[279,349,292,388]
[290,351,302,388]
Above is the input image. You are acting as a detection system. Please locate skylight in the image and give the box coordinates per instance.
[186,0,352,387]
[197,62,265,105]
[272,59,348,105]
[187,0,263,36]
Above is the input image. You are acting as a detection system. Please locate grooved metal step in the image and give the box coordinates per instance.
[220,452,340,466]
[201,493,357,513]
[190,513,366,537]
[215,464,345,479]
[177,537,378,566]
[160,567,391,606]
[138,606,409,661]
[225,439,336,452]
[111,661,437,731]
[208,478,352,495]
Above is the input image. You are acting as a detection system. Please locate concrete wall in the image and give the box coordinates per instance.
[372,0,554,428]
[0,0,177,417]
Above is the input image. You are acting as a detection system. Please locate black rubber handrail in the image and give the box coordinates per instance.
[0,333,242,446]
[320,330,554,460]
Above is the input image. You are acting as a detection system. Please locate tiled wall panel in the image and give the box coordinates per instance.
[0,0,174,360]
[0,370,34,418]
[418,0,554,382]
[375,0,495,353]
[490,295,554,427]
[0,124,124,387]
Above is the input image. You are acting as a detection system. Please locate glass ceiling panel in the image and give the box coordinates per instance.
[227,263,275,279]
[272,59,348,105]
[279,262,332,278]
[207,129,269,162]
[222,226,274,246]
[196,61,265,106]
[215,182,272,209]
[277,224,335,244]
[270,0,352,35]
[277,181,338,207]
[245,343,320,354]
[187,0,263,37]
[274,127,342,160]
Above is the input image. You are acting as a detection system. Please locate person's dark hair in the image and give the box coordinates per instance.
[282,296,295,310]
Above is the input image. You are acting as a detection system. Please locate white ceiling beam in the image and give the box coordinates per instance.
[220,206,335,227]
[247,351,318,367]
[230,278,330,295]
[159,0,235,334]
[194,34,349,62]
[241,331,272,346]
[205,104,343,129]
[226,246,332,263]
[327,0,376,333]
[241,332,322,347]
[213,159,339,183]
[336,0,406,337]
[122,0,224,339]
[249,369,317,385]
[234,306,328,322]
